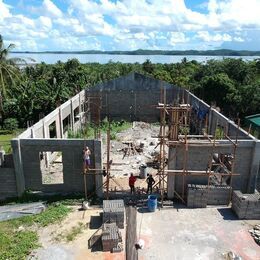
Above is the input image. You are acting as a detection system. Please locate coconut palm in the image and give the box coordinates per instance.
[0,35,22,120]
[0,35,22,94]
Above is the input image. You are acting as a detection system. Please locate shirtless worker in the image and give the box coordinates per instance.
[83,146,91,172]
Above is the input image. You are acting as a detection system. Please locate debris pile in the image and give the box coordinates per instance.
[223,251,242,260]
[249,224,260,245]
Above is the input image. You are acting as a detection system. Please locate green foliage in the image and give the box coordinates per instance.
[215,126,225,139]
[0,53,259,127]
[0,190,85,205]
[0,230,38,260]
[0,132,14,153]
[55,222,84,242]
[0,202,71,260]
[3,117,18,131]
[4,203,71,229]
[68,119,131,140]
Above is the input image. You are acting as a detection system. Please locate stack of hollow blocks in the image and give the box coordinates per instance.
[101,200,125,252]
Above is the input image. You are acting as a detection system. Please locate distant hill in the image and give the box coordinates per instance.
[12,49,260,56]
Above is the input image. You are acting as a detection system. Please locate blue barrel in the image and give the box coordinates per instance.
[148,195,157,212]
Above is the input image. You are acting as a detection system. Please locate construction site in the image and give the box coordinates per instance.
[0,72,260,259]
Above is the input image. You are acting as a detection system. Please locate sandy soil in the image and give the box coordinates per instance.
[29,206,126,260]
[30,122,161,259]
[102,122,161,193]
[41,122,162,193]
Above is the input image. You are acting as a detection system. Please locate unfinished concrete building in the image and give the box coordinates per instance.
[1,72,259,218]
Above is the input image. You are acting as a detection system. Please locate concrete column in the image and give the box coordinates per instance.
[78,93,81,113]
[134,93,137,117]
[11,139,25,196]
[70,99,74,131]
[42,120,46,138]
[30,127,35,138]
[208,109,213,135]
[93,140,103,198]
[247,140,260,192]
[167,147,177,199]
[55,118,61,138]
[59,108,64,139]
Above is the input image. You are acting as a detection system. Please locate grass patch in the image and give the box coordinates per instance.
[0,129,24,154]
[2,203,71,229]
[55,222,84,242]
[0,229,38,260]
[0,133,15,154]
[0,191,86,206]
[68,119,132,140]
[0,201,72,259]
[65,222,84,241]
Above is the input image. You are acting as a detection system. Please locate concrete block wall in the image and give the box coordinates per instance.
[187,184,208,208]
[168,139,258,198]
[232,190,260,219]
[11,139,103,196]
[18,89,86,139]
[207,185,231,205]
[87,72,182,122]
[187,184,231,208]
[0,168,17,200]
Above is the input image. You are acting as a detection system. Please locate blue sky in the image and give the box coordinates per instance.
[1,0,260,51]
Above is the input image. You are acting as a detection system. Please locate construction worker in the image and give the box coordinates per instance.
[146,174,155,194]
[129,173,137,194]
[83,146,91,172]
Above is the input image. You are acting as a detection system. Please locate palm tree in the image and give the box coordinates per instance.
[0,35,21,121]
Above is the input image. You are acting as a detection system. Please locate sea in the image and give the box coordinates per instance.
[10,53,260,65]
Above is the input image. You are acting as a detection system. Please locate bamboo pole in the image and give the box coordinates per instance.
[106,124,111,200]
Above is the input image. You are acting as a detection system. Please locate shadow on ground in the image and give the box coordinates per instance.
[90,238,103,252]
[89,215,102,229]
[217,207,239,220]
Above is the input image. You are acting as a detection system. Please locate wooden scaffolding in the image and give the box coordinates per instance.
[156,87,240,206]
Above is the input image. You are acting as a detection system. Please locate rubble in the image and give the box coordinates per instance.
[222,251,242,260]
[249,224,260,245]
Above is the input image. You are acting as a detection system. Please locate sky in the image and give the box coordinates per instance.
[1,0,260,51]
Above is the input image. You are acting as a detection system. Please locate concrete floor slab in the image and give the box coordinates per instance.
[137,205,260,260]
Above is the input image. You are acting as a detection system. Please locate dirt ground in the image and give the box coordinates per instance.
[29,206,126,260]
[102,122,161,193]
[30,122,161,259]
[42,122,161,193]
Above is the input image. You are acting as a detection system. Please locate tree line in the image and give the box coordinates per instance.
[1,39,260,130]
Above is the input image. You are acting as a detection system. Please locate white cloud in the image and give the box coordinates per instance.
[196,31,232,42]
[50,36,101,51]
[1,0,260,51]
[37,16,52,30]
[42,0,62,18]
[206,0,260,30]
[168,32,190,45]
[233,37,244,42]
[0,0,11,21]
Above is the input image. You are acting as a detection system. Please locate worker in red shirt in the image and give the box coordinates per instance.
[129,173,137,194]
